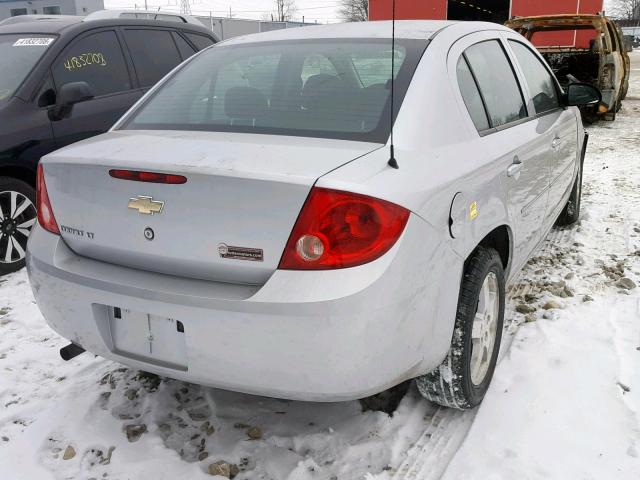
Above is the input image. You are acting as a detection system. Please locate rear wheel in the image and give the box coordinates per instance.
[416,247,505,409]
[556,160,583,226]
[0,177,37,275]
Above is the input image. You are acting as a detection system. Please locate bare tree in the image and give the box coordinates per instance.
[274,0,297,22]
[339,0,369,22]
[609,0,640,20]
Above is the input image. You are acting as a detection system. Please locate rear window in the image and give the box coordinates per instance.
[122,39,426,143]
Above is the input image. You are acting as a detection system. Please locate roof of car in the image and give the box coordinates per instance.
[506,14,610,27]
[223,20,459,45]
[0,15,212,35]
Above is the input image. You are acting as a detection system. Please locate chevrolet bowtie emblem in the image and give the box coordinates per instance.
[128,196,164,215]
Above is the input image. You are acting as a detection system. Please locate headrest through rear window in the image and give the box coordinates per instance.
[225,86,267,119]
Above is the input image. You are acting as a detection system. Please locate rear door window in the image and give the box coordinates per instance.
[509,40,560,115]
[52,30,131,97]
[184,32,215,51]
[123,29,183,87]
[456,56,490,131]
[463,40,527,128]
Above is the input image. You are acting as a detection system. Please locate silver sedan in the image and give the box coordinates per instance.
[27,20,600,408]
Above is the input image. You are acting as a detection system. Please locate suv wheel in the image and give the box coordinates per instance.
[0,177,37,275]
[416,247,505,409]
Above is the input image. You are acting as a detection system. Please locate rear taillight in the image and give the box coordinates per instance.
[36,164,60,235]
[109,169,187,184]
[278,187,410,270]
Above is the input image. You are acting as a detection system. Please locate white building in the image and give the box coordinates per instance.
[0,0,103,20]
[195,16,317,41]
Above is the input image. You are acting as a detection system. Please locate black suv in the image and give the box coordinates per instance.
[0,15,216,274]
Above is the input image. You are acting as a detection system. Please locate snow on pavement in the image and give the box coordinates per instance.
[1,53,640,480]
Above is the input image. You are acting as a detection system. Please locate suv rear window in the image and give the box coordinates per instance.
[122,39,426,143]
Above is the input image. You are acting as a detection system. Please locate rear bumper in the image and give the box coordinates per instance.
[26,216,461,401]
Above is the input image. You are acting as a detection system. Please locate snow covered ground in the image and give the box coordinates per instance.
[2,54,640,480]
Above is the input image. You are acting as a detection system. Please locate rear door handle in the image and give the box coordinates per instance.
[507,157,522,178]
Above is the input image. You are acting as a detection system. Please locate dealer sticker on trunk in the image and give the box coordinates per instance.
[13,38,54,47]
[218,243,263,262]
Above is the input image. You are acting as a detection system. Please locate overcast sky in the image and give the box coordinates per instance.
[104,0,343,23]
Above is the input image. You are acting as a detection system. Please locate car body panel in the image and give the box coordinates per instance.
[27,212,461,401]
[42,130,382,283]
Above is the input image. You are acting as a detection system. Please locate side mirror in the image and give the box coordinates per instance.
[564,83,602,107]
[49,81,94,121]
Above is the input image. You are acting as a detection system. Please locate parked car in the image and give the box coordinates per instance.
[27,21,600,409]
[506,14,630,122]
[0,13,217,274]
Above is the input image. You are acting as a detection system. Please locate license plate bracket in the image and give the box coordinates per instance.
[107,307,188,371]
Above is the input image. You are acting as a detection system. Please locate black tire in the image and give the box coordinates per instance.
[0,177,37,276]
[556,160,583,227]
[416,247,505,409]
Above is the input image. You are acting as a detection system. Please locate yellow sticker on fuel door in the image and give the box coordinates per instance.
[469,201,478,220]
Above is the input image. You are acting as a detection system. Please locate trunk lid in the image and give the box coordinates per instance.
[43,130,381,284]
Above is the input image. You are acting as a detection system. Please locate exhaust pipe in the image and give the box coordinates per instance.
[60,343,85,361]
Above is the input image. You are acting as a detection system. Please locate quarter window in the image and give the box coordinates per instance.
[123,29,183,88]
[509,41,560,115]
[172,32,196,60]
[184,33,215,51]
[464,40,527,128]
[52,30,131,97]
[456,56,490,131]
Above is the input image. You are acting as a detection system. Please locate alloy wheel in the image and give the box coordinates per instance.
[470,271,500,386]
[0,190,37,264]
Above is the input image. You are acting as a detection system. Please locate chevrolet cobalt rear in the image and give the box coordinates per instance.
[27,21,599,408]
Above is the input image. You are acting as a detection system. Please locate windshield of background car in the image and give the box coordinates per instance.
[0,34,55,102]
[123,38,427,143]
